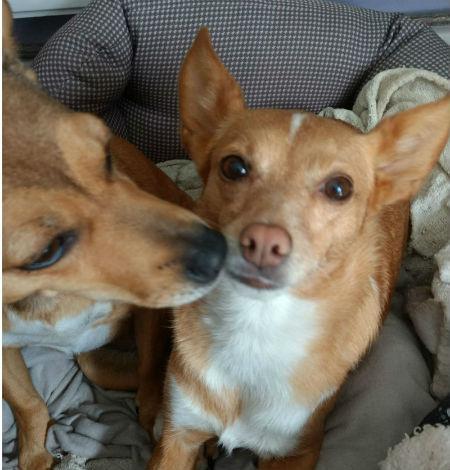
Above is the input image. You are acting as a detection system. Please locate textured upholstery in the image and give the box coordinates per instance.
[34,0,450,162]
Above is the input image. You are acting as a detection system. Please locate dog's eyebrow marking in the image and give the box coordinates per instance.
[289,113,306,144]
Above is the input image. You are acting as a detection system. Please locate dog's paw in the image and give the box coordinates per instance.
[136,386,164,443]
[152,411,164,443]
[195,439,220,470]
[138,406,163,444]
[137,400,160,443]
[195,451,209,470]
[20,449,54,470]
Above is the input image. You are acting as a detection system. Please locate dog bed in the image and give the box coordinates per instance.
[4,0,450,468]
[32,0,449,164]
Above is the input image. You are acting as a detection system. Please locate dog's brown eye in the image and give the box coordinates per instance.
[220,155,250,181]
[323,175,353,201]
[21,231,78,271]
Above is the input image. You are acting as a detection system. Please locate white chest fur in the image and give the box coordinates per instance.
[171,277,325,457]
[3,302,114,354]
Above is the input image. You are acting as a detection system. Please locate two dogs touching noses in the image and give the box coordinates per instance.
[2,2,226,468]
[3,1,450,467]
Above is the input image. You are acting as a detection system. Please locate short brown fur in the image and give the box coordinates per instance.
[2,10,222,469]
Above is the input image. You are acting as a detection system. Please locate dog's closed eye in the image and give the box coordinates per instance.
[21,230,78,271]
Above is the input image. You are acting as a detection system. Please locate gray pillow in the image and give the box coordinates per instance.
[318,311,436,470]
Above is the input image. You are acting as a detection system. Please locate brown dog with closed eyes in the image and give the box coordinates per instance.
[2,7,226,469]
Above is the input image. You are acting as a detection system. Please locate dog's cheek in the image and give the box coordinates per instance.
[2,273,42,305]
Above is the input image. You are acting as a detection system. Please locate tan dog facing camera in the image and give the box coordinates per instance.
[148,29,450,470]
[2,8,226,469]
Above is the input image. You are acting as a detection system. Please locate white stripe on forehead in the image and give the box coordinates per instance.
[289,113,306,144]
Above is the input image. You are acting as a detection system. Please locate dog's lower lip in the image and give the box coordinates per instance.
[227,270,278,290]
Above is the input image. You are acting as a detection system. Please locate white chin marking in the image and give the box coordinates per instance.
[226,274,286,301]
[200,279,322,456]
[3,302,114,353]
[289,113,306,144]
[167,278,221,307]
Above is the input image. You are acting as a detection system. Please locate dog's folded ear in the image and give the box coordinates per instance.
[368,96,450,210]
[179,27,245,180]
[54,112,112,181]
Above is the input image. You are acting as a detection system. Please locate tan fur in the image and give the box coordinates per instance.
[161,301,242,425]
[2,8,223,469]
[149,428,214,470]
[170,351,241,426]
[134,307,172,438]
[259,395,338,469]
[110,136,194,210]
[2,348,54,470]
[148,28,450,470]
[2,84,204,307]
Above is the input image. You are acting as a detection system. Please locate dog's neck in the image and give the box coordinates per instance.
[3,294,128,353]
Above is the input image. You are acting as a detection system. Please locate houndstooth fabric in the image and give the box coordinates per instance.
[33,0,450,163]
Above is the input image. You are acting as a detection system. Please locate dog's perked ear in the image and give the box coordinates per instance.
[3,0,17,60]
[368,96,450,211]
[3,0,37,81]
[179,27,245,181]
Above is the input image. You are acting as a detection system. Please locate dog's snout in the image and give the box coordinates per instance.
[240,223,291,268]
[183,226,227,284]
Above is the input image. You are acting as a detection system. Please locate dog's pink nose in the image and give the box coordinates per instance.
[240,224,292,268]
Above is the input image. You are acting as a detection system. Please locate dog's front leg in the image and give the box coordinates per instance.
[259,393,337,470]
[258,449,320,470]
[3,347,54,470]
[148,425,212,470]
[134,307,172,442]
[258,430,323,470]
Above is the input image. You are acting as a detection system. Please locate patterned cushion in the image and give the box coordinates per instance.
[33,0,450,163]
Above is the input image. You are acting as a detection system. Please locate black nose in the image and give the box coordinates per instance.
[183,226,227,285]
